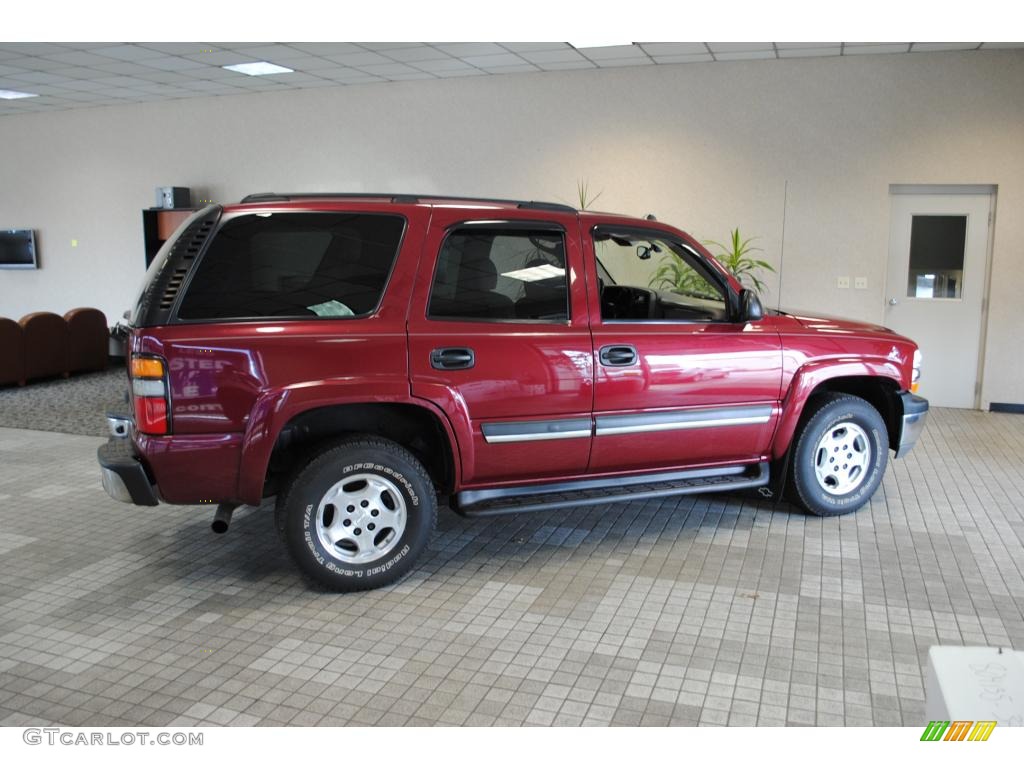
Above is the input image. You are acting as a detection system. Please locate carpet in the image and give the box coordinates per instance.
[0,367,127,437]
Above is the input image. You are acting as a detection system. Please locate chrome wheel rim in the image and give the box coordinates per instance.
[314,473,407,564]
[813,421,872,495]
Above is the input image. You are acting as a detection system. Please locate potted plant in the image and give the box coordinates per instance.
[703,229,775,293]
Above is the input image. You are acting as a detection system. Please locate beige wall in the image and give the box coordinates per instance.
[0,49,1021,405]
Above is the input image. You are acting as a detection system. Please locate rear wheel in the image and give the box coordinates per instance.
[277,437,436,591]
[790,394,888,516]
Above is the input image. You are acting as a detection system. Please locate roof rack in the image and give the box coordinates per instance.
[238,192,576,213]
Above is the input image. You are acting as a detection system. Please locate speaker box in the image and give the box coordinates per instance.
[156,187,191,209]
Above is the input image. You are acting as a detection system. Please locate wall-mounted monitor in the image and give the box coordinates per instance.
[0,229,38,269]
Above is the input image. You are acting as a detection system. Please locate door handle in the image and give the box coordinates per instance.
[431,347,475,370]
[888,298,899,306]
[599,344,638,367]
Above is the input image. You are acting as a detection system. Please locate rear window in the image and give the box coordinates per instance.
[176,212,405,320]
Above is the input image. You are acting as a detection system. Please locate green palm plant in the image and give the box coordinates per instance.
[649,256,719,299]
[703,229,775,292]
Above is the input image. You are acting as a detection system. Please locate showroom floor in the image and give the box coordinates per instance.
[0,409,1022,727]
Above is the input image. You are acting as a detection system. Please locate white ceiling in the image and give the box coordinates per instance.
[0,41,1019,117]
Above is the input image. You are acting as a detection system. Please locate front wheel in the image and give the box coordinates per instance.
[277,437,437,591]
[790,393,888,516]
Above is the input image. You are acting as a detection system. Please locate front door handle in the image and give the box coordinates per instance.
[599,344,638,367]
[431,347,475,370]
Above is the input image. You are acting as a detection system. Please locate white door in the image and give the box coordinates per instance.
[885,190,993,408]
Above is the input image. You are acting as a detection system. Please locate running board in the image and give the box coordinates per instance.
[453,462,769,518]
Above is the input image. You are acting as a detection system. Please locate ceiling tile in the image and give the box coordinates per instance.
[593,57,653,68]
[715,50,778,60]
[432,69,487,79]
[481,64,540,74]
[93,60,167,75]
[357,63,428,77]
[288,42,367,56]
[86,44,168,62]
[460,53,528,67]
[845,42,910,47]
[843,44,911,54]
[980,42,1024,48]
[0,43,71,56]
[325,51,394,66]
[652,53,714,64]
[499,42,570,53]
[0,63,28,77]
[182,50,258,66]
[383,46,451,63]
[910,42,981,52]
[231,44,310,61]
[140,56,210,72]
[576,44,644,60]
[707,42,773,53]
[382,72,437,81]
[776,42,841,49]
[778,47,842,58]
[638,42,708,56]
[39,50,122,67]
[4,56,79,72]
[435,42,506,57]
[306,66,370,81]
[521,49,589,64]
[533,60,597,71]
[411,59,480,74]
[138,42,219,55]
[359,42,423,51]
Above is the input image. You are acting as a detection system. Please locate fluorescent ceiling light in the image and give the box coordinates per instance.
[0,89,39,100]
[502,265,566,282]
[568,40,633,49]
[222,61,294,76]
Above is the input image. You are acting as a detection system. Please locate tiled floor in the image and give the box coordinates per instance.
[0,408,1022,727]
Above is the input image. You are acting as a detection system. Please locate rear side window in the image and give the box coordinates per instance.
[176,213,405,320]
[428,228,568,322]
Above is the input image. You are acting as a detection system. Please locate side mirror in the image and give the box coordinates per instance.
[739,288,764,322]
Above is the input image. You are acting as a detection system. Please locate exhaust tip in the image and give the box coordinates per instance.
[211,504,236,534]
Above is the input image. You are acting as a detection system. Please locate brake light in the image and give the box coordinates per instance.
[131,355,170,435]
[911,349,922,394]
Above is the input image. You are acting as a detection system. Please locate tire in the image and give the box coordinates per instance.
[789,393,888,517]
[276,436,436,591]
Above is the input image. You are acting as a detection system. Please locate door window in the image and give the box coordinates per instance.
[593,230,729,322]
[906,215,966,299]
[428,228,569,322]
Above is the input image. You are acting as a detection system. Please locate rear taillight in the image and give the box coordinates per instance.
[131,355,170,435]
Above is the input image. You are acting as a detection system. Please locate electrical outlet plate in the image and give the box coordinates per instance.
[837,276,850,289]
[854,277,868,290]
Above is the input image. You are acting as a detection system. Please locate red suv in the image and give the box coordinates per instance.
[99,193,928,591]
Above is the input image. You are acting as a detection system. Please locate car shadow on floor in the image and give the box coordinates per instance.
[149,490,803,593]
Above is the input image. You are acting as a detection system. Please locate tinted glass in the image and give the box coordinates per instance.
[177,213,404,320]
[428,229,569,322]
[907,215,966,299]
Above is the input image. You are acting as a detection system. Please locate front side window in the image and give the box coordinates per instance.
[177,213,405,320]
[428,228,569,322]
[593,230,729,322]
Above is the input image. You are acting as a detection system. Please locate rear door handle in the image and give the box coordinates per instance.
[431,347,475,370]
[599,344,638,367]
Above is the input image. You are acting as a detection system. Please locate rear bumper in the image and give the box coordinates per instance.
[895,392,929,459]
[97,438,159,506]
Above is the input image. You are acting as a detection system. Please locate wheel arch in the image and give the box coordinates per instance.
[768,361,904,497]
[238,391,461,504]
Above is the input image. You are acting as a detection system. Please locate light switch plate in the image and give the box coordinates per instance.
[855,277,868,290]
[837,276,850,289]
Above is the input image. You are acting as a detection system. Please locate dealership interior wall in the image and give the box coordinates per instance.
[0,49,1021,407]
